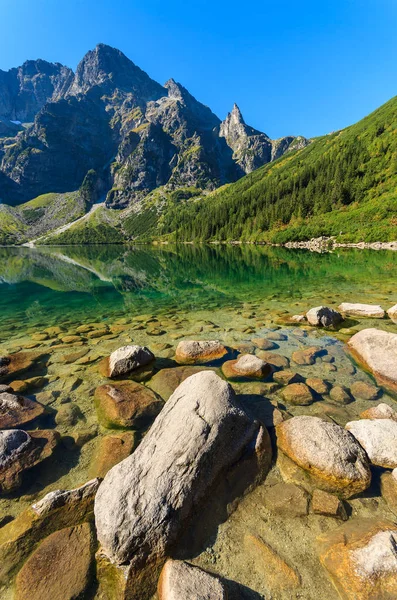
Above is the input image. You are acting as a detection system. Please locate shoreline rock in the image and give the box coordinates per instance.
[348,329,397,394]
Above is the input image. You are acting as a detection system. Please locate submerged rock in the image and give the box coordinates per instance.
[0,351,47,383]
[351,380,380,401]
[291,346,323,366]
[348,328,397,394]
[221,354,271,380]
[306,306,343,328]
[244,534,301,591]
[90,432,138,479]
[276,416,371,498]
[175,340,228,364]
[94,371,270,570]
[158,560,227,600]
[339,302,385,319]
[0,391,45,429]
[346,418,397,468]
[0,429,59,494]
[318,519,397,600]
[311,489,348,520]
[263,482,309,517]
[281,383,314,406]
[146,366,216,401]
[94,381,163,429]
[14,523,96,600]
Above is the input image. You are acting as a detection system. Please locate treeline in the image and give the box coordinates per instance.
[158,96,397,242]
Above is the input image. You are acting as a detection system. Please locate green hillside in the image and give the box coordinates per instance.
[157,96,397,243]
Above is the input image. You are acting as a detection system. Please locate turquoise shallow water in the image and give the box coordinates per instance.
[0,244,396,340]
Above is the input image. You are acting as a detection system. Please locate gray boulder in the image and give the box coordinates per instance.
[158,560,227,600]
[339,302,385,319]
[348,328,397,394]
[95,371,269,567]
[306,306,343,328]
[108,345,154,378]
[346,419,397,469]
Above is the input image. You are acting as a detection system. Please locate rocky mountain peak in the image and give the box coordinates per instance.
[66,43,165,104]
[230,103,245,124]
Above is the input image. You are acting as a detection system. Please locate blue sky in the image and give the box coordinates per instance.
[1,0,396,138]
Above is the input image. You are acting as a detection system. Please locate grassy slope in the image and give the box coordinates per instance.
[157,96,397,243]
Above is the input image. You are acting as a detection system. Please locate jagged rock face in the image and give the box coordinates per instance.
[0,60,73,122]
[0,43,309,207]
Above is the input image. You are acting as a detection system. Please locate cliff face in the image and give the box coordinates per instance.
[0,44,309,207]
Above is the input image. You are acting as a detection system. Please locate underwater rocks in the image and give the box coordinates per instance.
[94,381,163,429]
[14,523,96,600]
[0,351,47,383]
[0,390,45,428]
[221,354,271,380]
[338,302,385,319]
[158,560,228,600]
[346,418,397,468]
[94,371,270,570]
[0,429,59,494]
[348,328,397,394]
[175,340,228,364]
[146,366,216,400]
[276,416,371,498]
[101,345,155,378]
[32,478,101,517]
[318,519,397,600]
[306,306,343,328]
[281,383,314,406]
[350,380,380,401]
[311,489,347,520]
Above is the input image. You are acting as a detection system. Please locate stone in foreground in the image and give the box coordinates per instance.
[175,340,228,364]
[158,560,227,600]
[276,416,371,498]
[346,418,397,468]
[95,371,270,569]
[360,403,397,421]
[0,391,45,429]
[347,328,397,393]
[318,519,397,600]
[306,306,343,328]
[339,302,385,319]
[107,345,154,378]
[14,523,95,600]
[221,354,271,380]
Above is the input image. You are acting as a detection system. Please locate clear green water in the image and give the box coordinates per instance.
[1,244,396,341]
[1,245,397,600]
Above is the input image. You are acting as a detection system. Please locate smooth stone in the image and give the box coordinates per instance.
[256,351,290,369]
[292,346,323,366]
[94,371,271,568]
[273,370,301,385]
[339,302,385,319]
[61,335,81,344]
[346,419,397,468]
[0,391,45,428]
[252,338,277,350]
[0,352,46,383]
[276,416,371,498]
[263,482,309,516]
[244,535,301,591]
[61,348,89,364]
[351,380,381,401]
[107,345,155,378]
[147,367,217,402]
[318,519,397,600]
[311,489,348,520]
[306,306,343,328]
[281,383,314,406]
[158,560,227,600]
[267,332,288,341]
[291,314,306,323]
[306,378,330,395]
[94,382,163,429]
[55,403,83,427]
[222,354,271,381]
[329,385,353,405]
[90,432,138,479]
[14,523,95,600]
[387,304,397,323]
[175,340,228,365]
[360,403,397,421]
[348,329,397,394]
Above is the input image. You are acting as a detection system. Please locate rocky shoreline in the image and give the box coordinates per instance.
[0,300,397,599]
[282,236,397,252]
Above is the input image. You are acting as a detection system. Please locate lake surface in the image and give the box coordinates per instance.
[1,244,397,600]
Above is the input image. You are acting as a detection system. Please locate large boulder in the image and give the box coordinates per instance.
[0,390,45,429]
[306,306,343,328]
[175,340,228,365]
[221,354,271,381]
[346,418,397,468]
[158,560,227,600]
[101,345,155,379]
[339,302,385,319]
[14,523,96,600]
[94,381,163,429]
[276,416,371,498]
[0,429,59,494]
[347,329,397,394]
[318,519,397,600]
[94,371,270,571]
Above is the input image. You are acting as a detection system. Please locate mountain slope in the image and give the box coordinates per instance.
[157,95,397,243]
[0,44,307,209]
